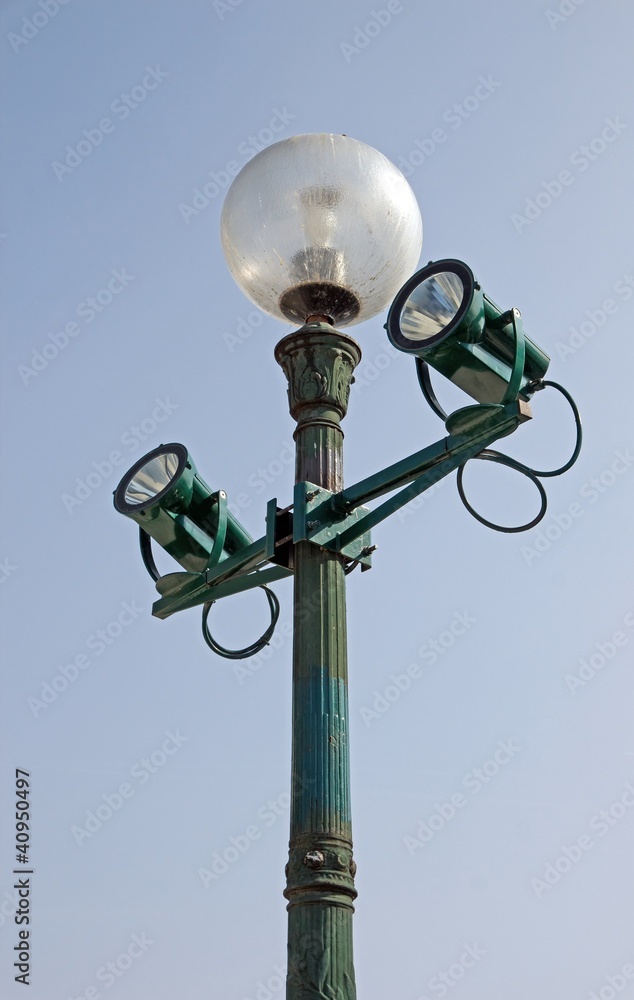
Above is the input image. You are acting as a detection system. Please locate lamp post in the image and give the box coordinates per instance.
[113,133,580,998]
[221,134,422,995]
[275,324,360,994]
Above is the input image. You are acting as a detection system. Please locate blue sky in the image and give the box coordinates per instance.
[1,1,633,998]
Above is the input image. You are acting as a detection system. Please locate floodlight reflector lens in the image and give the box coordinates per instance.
[114,442,192,515]
[124,452,180,506]
[400,271,466,341]
[386,258,551,405]
[387,259,478,355]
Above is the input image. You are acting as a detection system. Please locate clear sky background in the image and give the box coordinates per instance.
[1,1,633,998]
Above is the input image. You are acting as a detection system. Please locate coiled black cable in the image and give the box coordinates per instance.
[456,450,548,533]
[201,586,280,659]
[416,363,583,532]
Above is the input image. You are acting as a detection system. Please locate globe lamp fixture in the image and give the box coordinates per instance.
[220,132,423,327]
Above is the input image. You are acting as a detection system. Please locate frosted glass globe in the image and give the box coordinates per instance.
[220,133,423,327]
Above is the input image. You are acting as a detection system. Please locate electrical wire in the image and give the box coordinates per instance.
[519,379,583,477]
[415,365,583,533]
[201,586,280,659]
[416,357,448,421]
[140,525,281,660]
[456,450,548,533]
[139,527,160,581]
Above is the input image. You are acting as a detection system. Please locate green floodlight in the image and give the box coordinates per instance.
[113,442,253,574]
[386,258,550,404]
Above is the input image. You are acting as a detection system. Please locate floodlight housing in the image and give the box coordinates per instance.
[386,259,550,404]
[113,443,253,574]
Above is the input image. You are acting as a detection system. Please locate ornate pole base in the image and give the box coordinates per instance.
[275,323,361,1000]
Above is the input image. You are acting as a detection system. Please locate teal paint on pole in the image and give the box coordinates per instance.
[275,324,361,1000]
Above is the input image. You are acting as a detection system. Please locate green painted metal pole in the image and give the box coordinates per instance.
[275,323,361,1000]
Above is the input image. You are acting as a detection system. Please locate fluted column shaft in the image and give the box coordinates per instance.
[275,324,361,1000]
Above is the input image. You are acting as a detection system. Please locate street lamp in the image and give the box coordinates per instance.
[113,133,581,998]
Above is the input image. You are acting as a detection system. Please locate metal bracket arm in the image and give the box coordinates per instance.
[151,533,289,620]
[149,399,530,618]
[324,399,531,549]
